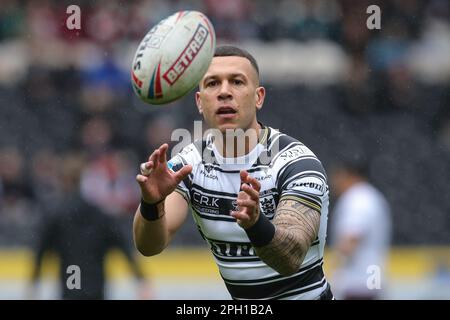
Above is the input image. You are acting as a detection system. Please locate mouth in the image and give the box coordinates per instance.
[216,106,237,115]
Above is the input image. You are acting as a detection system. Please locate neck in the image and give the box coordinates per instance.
[215,121,262,158]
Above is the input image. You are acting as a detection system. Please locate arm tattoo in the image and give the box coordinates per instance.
[253,199,320,276]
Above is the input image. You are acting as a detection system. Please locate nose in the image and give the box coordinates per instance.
[218,81,232,101]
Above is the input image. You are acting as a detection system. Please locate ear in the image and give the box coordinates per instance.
[255,86,265,111]
[195,91,203,114]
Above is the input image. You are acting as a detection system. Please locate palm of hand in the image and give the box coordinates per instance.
[142,166,179,203]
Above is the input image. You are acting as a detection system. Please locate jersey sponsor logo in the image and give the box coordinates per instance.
[254,173,272,181]
[200,170,218,180]
[209,240,256,257]
[200,164,218,180]
[231,199,238,211]
[193,191,220,208]
[279,145,309,160]
[286,176,326,196]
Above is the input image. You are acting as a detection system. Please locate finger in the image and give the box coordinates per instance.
[240,183,260,202]
[136,174,148,184]
[246,175,261,192]
[174,165,193,184]
[236,198,258,210]
[240,170,248,183]
[158,143,168,164]
[148,148,159,162]
[152,150,160,169]
[230,210,251,222]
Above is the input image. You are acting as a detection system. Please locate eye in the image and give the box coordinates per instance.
[232,79,244,85]
[205,80,218,88]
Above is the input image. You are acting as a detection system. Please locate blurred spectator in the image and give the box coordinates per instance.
[80,149,141,217]
[29,152,152,300]
[329,152,391,299]
[340,54,375,113]
[30,149,63,212]
[0,147,37,246]
[141,114,178,160]
[204,0,254,41]
[0,0,25,40]
[80,116,114,158]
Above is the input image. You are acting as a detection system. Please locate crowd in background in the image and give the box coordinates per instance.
[0,0,449,249]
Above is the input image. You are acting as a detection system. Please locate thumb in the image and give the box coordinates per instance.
[174,165,192,184]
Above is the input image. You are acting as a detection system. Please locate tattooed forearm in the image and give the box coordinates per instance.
[254,199,320,276]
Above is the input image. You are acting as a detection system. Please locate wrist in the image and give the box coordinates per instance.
[244,213,275,247]
[140,198,165,221]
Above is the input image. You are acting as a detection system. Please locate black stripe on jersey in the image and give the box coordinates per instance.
[280,194,322,212]
[280,189,325,211]
[192,183,278,199]
[198,161,272,174]
[269,277,327,300]
[222,258,323,284]
[281,171,327,189]
[271,133,302,152]
[281,190,322,204]
[191,183,238,198]
[192,206,276,223]
[191,184,279,219]
[276,157,327,192]
[264,128,280,150]
[223,260,325,299]
[212,252,261,263]
[192,207,236,222]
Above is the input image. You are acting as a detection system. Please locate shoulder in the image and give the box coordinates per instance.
[267,128,326,178]
[168,139,206,171]
[267,128,317,163]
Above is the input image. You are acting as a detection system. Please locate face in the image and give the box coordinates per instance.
[196,56,265,133]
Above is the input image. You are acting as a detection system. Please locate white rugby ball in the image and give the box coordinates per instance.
[131,11,216,105]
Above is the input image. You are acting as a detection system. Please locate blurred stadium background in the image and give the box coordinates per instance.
[0,0,449,299]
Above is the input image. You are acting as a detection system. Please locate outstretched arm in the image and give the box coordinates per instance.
[133,143,192,256]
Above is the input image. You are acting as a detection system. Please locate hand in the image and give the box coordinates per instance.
[230,170,261,229]
[136,143,192,204]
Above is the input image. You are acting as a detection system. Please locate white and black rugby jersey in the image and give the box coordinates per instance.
[168,125,330,300]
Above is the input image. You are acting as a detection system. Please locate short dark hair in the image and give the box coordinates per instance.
[335,150,370,178]
[214,45,259,77]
